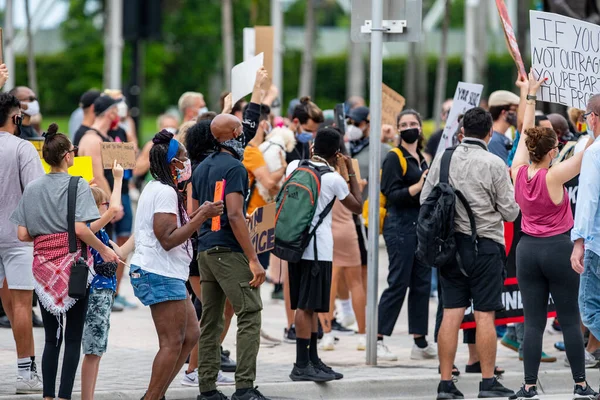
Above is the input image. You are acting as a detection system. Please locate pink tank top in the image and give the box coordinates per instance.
[515,165,573,237]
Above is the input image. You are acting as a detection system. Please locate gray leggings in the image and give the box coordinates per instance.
[517,233,585,385]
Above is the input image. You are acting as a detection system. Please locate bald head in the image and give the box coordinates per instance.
[589,94,600,115]
[210,114,242,143]
[547,113,569,137]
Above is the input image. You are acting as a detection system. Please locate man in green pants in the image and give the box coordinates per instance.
[192,110,268,400]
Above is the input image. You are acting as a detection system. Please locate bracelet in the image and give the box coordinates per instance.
[526,94,537,101]
[348,173,356,177]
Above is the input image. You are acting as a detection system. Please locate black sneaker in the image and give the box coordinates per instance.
[437,381,464,399]
[198,391,229,400]
[314,359,343,380]
[331,318,355,335]
[574,382,598,399]
[284,325,297,344]
[509,385,539,399]
[221,351,236,373]
[232,387,270,400]
[478,377,515,398]
[221,346,231,358]
[289,362,335,382]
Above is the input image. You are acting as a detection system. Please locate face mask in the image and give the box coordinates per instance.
[346,125,364,141]
[174,159,192,183]
[220,138,245,161]
[400,127,420,144]
[505,111,517,127]
[198,107,209,116]
[110,115,120,131]
[297,132,313,144]
[165,127,177,135]
[22,100,40,117]
[117,101,128,119]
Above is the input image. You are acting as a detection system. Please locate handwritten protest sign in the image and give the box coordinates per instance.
[255,26,274,82]
[495,0,526,79]
[42,157,94,182]
[231,52,264,104]
[436,82,483,154]
[101,142,136,169]
[381,84,405,127]
[247,203,276,255]
[530,10,600,110]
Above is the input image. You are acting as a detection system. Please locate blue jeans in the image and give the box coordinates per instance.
[129,265,187,306]
[579,250,600,339]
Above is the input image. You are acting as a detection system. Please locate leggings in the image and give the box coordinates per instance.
[39,292,89,399]
[517,233,585,385]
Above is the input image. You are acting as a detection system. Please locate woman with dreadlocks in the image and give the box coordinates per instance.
[129,130,223,400]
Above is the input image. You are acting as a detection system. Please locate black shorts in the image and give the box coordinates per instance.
[289,260,332,313]
[440,234,506,312]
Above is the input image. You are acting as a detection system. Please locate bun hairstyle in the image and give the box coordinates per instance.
[42,123,72,167]
[293,96,324,124]
[524,126,557,163]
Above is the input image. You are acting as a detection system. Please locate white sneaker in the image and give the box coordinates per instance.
[377,341,398,361]
[339,313,356,328]
[217,370,235,386]
[357,334,366,351]
[16,372,43,394]
[585,350,599,368]
[181,369,198,386]
[410,343,438,360]
[319,332,336,351]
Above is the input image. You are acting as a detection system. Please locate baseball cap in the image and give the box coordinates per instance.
[347,106,370,124]
[488,90,520,107]
[93,95,119,116]
[80,90,101,109]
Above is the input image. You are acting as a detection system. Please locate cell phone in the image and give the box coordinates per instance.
[334,103,346,135]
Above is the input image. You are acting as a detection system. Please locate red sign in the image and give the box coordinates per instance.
[495,0,527,80]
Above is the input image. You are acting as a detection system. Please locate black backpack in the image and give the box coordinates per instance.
[416,146,477,275]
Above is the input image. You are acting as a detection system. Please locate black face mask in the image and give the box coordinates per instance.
[505,111,517,128]
[400,128,420,144]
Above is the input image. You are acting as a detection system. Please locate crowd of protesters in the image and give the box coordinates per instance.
[0,54,600,400]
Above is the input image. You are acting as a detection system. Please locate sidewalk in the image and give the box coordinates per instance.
[0,245,588,399]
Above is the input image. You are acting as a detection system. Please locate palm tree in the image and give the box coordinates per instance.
[298,0,316,98]
[24,0,37,94]
[222,0,235,90]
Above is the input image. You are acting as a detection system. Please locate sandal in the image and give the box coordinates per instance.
[465,361,504,376]
[438,364,461,377]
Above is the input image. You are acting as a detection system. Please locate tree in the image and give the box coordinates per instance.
[24,0,38,94]
[298,0,316,98]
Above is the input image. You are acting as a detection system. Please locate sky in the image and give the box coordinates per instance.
[0,0,68,29]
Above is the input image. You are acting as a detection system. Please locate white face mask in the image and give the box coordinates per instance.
[117,101,128,118]
[165,127,177,135]
[22,100,40,117]
[345,124,364,142]
[198,107,209,116]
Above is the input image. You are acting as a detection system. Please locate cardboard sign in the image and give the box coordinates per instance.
[41,156,94,182]
[530,10,600,110]
[495,0,526,80]
[101,142,136,169]
[436,82,483,154]
[247,203,276,255]
[231,53,264,104]
[381,83,405,127]
[255,26,274,81]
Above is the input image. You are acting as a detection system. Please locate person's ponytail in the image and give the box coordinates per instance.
[42,123,71,167]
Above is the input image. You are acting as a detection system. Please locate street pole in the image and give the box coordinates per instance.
[464,0,477,83]
[270,0,283,116]
[105,0,123,90]
[366,0,384,366]
[4,0,14,91]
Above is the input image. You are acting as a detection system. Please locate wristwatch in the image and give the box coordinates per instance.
[526,94,537,101]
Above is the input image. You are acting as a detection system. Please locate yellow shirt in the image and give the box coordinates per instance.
[242,145,268,214]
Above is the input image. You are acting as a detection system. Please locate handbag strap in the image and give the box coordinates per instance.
[67,176,87,259]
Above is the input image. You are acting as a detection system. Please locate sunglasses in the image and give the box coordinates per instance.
[101,202,110,207]
[64,146,78,158]
[584,111,597,119]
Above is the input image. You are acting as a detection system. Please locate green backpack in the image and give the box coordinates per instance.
[273,160,334,263]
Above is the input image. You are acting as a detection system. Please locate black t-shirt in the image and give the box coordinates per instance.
[73,124,91,147]
[286,141,311,164]
[109,126,130,195]
[193,152,248,253]
[425,129,443,157]
[380,146,428,211]
[19,125,39,139]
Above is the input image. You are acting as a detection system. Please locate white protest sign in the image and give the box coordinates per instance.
[530,10,600,110]
[243,28,256,61]
[436,82,483,154]
[231,52,264,104]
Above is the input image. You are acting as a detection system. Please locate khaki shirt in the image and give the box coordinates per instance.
[420,138,519,245]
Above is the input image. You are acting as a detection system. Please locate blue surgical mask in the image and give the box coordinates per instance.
[297,132,313,143]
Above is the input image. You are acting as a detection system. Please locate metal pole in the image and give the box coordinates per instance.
[464,0,477,83]
[270,0,283,116]
[366,0,384,366]
[108,0,123,90]
[4,0,14,91]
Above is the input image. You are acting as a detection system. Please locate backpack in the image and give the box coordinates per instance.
[273,160,334,263]
[361,148,407,234]
[415,146,477,275]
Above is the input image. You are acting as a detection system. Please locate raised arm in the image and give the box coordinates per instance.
[90,161,124,233]
[548,135,595,185]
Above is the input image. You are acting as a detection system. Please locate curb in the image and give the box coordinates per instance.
[1,370,577,400]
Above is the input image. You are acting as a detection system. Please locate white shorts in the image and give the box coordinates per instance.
[0,246,34,290]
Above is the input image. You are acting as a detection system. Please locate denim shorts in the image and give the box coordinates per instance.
[129,265,187,306]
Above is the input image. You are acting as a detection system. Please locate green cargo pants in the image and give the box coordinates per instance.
[197,247,263,392]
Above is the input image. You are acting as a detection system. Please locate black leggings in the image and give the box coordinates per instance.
[517,234,585,385]
[39,292,89,399]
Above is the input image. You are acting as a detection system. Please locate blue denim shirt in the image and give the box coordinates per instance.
[572,135,600,256]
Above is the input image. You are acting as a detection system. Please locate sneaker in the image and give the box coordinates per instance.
[319,332,335,351]
[260,329,282,345]
[555,341,565,351]
[585,350,599,368]
[509,385,539,399]
[573,382,598,399]
[271,284,284,300]
[437,380,464,399]
[231,386,270,400]
[217,371,235,386]
[357,334,366,351]
[289,362,335,382]
[32,311,43,328]
[520,350,556,363]
[377,341,398,361]
[338,312,356,328]
[314,359,343,380]
[501,335,520,352]
[197,391,229,400]
[115,294,138,309]
[411,343,438,360]
[284,325,296,344]
[181,369,198,386]
[16,372,43,394]
[478,377,515,398]
[111,301,125,312]
[221,347,231,357]
[0,315,10,328]
[221,350,237,373]
[331,318,354,335]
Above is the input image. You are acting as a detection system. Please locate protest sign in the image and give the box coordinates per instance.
[247,203,276,255]
[42,156,94,182]
[231,52,264,104]
[381,83,405,127]
[101,142,136,169]
[495,0,526,79]
[255,26,274,81]
[28,137,44,159]
[243,28,255,61]
[530,10,600,110]
[436,82,483,154]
